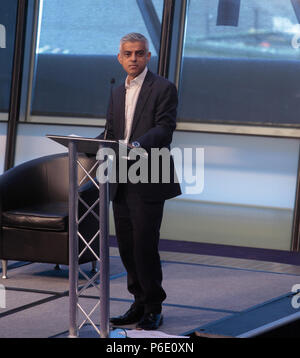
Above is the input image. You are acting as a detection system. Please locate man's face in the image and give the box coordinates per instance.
[118,41,151,81]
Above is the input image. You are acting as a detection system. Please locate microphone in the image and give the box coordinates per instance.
[104,78,116,140]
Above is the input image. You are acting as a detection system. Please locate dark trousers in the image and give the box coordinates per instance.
[112,183,166,314]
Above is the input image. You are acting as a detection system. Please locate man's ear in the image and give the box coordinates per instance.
[117,53,122,65]
[147,51,151,63]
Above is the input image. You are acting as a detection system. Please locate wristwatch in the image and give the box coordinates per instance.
[131,141,141,148]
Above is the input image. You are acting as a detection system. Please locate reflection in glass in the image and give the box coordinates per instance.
[185,0,300,59]
[178,0,300,126]
[31,0,163,119]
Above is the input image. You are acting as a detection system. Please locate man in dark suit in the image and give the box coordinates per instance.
[99,33,181,330]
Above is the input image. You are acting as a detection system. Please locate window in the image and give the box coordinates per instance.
[30,0,164,121]
[0,0,18,120]
[178,0,300,126]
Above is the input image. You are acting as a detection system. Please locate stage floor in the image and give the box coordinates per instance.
[0,244,300,338]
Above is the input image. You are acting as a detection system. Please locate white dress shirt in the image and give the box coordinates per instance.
[123,66,148,143]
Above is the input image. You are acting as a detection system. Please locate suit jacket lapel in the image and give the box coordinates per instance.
[130,70,155,138]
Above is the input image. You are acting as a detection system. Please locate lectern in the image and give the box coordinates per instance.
[47,134,121,338]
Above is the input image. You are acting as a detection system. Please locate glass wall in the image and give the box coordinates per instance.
[1,0,299,250]
[30,0,164,121]
[178,0,300,126]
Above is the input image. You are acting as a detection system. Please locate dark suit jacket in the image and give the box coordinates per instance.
[98,70,181,202]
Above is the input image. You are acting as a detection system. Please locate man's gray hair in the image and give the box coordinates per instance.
[119,33,149,52]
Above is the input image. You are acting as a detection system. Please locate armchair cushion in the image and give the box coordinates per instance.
[2,201,68,231]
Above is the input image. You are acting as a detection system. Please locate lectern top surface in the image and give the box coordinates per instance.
[47,134,120,154]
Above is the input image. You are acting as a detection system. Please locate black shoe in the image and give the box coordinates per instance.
[136,312,163,330]
[110,305,144,326]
